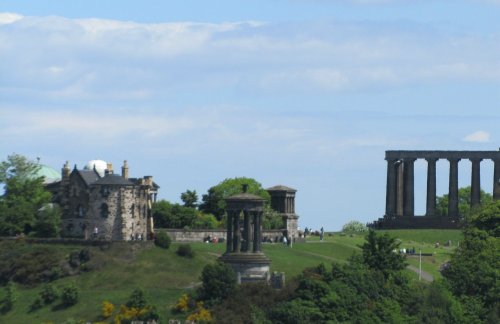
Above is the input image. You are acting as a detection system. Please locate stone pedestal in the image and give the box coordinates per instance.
[219,252,270,283]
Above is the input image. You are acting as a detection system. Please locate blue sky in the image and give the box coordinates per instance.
[1,1,499,230]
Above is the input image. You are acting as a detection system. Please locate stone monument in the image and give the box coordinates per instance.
[219,184,270,283]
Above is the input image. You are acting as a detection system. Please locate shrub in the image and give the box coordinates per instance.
[102,300,115,318]
[29,296,43,311]
[198,262,237,304]
[342,220,368,233]
[0,282,17,313]
[61,284,79,306]
[176,244,195,258]
[154,231,171,249]
[174,293,191,313]
[40,283,58,304]
[126,288,147,309]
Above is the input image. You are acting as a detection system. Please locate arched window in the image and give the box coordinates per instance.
[101,203,109,218]
[131,203,135,218]
[77,205,85,217]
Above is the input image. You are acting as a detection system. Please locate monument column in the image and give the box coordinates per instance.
[470,158,482,208]
[448,158,461,218]
[232,212,241,252]
[252,212,258,252]
[226,212,233,253]
[243,211,251,252]
[396,161,404,216]
[385,159,398,217]
[403,158,416,217]
[494,159,500,200]
[426,158,438,217]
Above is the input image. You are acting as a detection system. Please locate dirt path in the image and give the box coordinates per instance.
[407,265,434,282]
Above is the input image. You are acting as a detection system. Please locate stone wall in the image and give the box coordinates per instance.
[159,229,286,243]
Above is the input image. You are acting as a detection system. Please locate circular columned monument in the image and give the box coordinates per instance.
[219,184,270,283]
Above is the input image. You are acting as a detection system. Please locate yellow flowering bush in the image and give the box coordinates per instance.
[102,300,115,318]
[187,301,213,323]
[175,293,190,313]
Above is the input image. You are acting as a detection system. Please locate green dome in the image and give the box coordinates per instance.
[35,164,61,184]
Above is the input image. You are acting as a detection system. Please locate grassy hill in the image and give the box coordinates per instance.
[0,229,462,323]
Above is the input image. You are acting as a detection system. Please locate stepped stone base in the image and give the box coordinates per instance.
[219,252,270,283]
[369,216,460,229]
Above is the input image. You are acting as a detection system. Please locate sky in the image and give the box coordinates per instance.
[1,0,499,231]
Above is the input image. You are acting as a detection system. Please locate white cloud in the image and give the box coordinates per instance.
[0,12,22,25]
[463,131,491,142]
[1,13,500,100]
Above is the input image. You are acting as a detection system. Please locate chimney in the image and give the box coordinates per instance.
[106,162,113,174]
[122,160,129,179]
[144,176,153,186]
[62,161,70,179]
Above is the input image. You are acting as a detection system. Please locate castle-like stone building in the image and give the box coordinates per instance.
[48,160,158,240]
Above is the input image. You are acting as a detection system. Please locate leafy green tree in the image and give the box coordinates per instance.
[361,230,406,278]
[0,282,17,313]
[152,200,197,228]
[180,189,198,208]
[442,199,500,320]
[198,262,237,304]
[199,177,270,220]
[33,204,61,237]
[436,186,492,218]
[342,220,368,233]
[0,154,52,235]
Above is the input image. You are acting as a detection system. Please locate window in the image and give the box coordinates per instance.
[77,205,86,217]
[101,203,109,218]
[101,186,109,197]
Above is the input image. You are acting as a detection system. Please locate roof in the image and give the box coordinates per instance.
[76,169,101,186]
[225,192,265,201]
[93,174,134,186]
[266,185,297,192]
[34,164,61,184]
[128,177,160,189]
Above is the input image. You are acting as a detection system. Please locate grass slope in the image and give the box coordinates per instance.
[0,229,462,323]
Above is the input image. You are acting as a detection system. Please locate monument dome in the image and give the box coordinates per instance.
[84,159,107,177]
[35,164,61,184]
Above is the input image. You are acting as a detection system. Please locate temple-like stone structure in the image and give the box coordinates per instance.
[372,150,500,229]
[266,185,299,241]
[219,185,270,283]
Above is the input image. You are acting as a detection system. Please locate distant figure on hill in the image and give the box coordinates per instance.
[320,227,324,241]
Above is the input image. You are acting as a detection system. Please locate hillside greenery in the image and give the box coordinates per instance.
[0,228,464,323]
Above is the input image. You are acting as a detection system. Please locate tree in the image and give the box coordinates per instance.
[361,230,406,278]
[0,154,52,235]
[436,186,492,218]
[442,199,500,320]
[181,189,198,208]
[342,220,368,233]
[152,200,198,228]
[199,177,270,220]
[198,262,237,304]
[33,204,61,237]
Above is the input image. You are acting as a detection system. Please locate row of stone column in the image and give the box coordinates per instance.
[386,158,500,218]
[226,210,263,253]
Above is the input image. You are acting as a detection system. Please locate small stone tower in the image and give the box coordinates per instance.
[267,185,299,240]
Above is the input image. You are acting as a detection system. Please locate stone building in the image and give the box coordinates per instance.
[48,160,158,240]
[266,185,299,240]
[371,150,500,229]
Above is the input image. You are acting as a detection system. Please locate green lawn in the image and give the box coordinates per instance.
[0,229,462,323]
